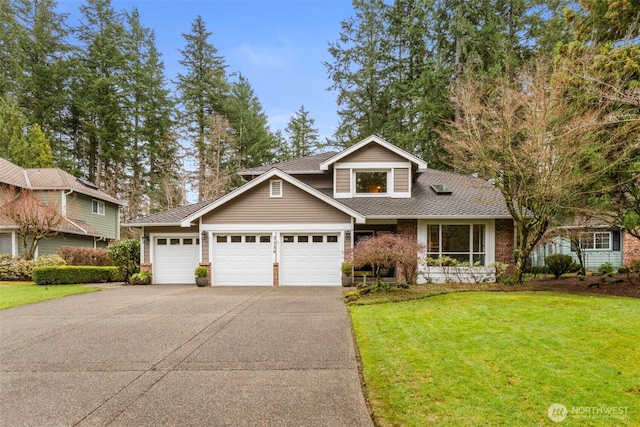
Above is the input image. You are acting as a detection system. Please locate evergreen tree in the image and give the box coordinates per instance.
[9,124,55,168]
[176,15,229,201]
[0,96,26,159]
[283,105,321,159]
[120,8,177,219]
[72,0,128,189]
[326,0,391,146]
[225,73,277,171]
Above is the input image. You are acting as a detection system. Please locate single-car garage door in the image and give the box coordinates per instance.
[213,234,273,285]
[280,234,341,286]
[154,236,200,284]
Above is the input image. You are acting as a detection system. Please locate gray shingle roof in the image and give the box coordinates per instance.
[239,151,338,176]
[125,198,217,226]
[328,169,511,218]
[125,168,510,227]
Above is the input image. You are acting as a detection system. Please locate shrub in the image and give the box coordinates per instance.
[353,234,424,285]
[58,246,111,266]
[34,255,67,267]
[107,239,140,283]
[568,262,581,274]
[617,266,630,274]
[130,271,152,285]
[194,266,208,277]
[0,254,34,281]
[597,262,614,275]
[32,266,120,285]
[544,254,575,279]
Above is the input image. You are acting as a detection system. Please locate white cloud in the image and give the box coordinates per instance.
[233,38,293,70]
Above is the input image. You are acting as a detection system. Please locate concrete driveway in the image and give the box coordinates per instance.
[0,285,373,427]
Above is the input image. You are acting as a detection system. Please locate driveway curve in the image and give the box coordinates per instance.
[0,285,373,427]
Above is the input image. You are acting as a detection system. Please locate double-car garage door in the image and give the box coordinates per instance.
[213,233,341,286]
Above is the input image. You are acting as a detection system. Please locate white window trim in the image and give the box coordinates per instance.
[417,219,496,266]
[92,199,105,215]
[270,179,283,198]
[579,231,612,251]
[352,169,391,197]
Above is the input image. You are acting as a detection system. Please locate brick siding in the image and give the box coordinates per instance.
[623,231,640,265]
[495,219,515,265]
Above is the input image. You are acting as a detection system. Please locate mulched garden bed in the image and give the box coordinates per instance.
[526,273,640,299]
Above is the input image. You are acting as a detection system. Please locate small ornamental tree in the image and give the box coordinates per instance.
[352,234,423,285]
[0,187,63,259]
[107,239,140,283]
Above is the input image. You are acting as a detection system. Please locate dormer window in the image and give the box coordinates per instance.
[355,171,388,194]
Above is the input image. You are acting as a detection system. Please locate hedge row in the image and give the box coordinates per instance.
[32,266,122,285]
[0,254,67,281]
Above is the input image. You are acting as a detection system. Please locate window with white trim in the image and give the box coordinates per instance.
[92,199,105,215]
[579,232,611,251]
[426,224,486,265]
[270,179,283,198]
[354,171,388,194]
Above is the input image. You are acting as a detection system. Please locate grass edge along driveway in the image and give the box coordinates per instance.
[350,291,640,426]
[0,282,99,310]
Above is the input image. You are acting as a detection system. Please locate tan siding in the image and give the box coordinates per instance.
[294,174,333,189]
[201,239,209,263]
[342,142,406,163]
[203,181,351,224]
[394,168,409,192]
[145,226,199,234]
[336,169,350,193]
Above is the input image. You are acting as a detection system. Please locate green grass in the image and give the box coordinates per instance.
[0,281,100,310]
[351,292,640,426]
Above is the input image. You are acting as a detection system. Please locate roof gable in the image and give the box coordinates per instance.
[319,135,428,171]
[180,169,365,226]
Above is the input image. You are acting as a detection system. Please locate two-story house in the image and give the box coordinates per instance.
[0,157,121,258]
[126,136,515,285]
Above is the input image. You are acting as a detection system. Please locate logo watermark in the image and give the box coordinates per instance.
[548,403,629,423]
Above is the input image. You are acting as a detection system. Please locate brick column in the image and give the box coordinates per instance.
[623,232,640,266]
[495,219,515,276]
[273,263,279,286]
[397,219,418,238]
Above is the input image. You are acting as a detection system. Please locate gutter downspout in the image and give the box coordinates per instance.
[62,189,73,217]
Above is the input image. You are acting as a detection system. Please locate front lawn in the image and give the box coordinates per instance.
[351,292,640,426]
[0,282,99,310]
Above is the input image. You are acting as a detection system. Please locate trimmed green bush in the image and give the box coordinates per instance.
[544,254,575,279]
[598,262,614,275]
[32,266,121,285]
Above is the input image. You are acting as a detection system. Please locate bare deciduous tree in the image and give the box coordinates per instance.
[0,187,64,259]
[440,61,632,283]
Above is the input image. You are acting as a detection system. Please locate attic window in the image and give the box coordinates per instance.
[270,179,283,198]
[430,184,452,195]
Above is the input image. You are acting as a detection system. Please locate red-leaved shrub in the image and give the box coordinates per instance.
[58,246,111,266]
[352,234,423,285]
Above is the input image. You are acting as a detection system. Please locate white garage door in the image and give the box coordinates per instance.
[213,234,273,285]
[154,236,200,284]
[280,234,341,286]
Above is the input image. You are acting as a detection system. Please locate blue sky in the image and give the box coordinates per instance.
[58,0,355,141]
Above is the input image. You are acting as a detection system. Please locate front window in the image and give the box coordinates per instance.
[355,171,387,194]
[579,232,611,251]
[427,224,486,265]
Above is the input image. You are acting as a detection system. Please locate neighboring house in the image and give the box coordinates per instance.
[0,157,121,258]
[530,222,640,271]
[126,135,515,285]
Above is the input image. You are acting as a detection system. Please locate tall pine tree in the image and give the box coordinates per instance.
[176,15,229,202]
